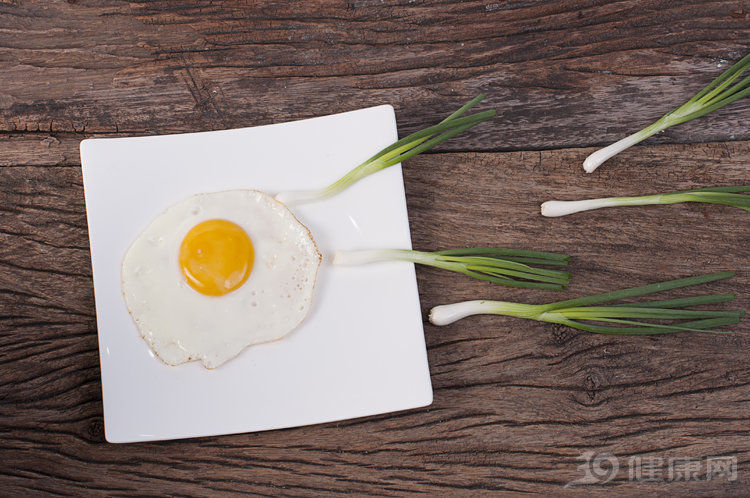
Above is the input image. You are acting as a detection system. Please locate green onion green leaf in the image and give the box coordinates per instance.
[583,53,750,173]
[275,95,495,205]
[429,271,744,335]
[334,247,570,290]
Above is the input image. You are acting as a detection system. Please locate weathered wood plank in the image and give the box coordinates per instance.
[1,139,748,494]
[0,133,82,167]
[1,0,748,150]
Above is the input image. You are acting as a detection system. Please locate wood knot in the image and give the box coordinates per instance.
[583,373,600,400]
[87,419,105,442]
[552,324,574,345]
[573,367,608,407]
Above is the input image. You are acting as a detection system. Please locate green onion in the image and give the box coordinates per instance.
[541,185,750,217]
[275,95,495,205]
[429,271,744,334]
[583,53,750,173]
[334,247,570,290]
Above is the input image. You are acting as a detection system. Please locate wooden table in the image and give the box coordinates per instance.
[2,1,749,495]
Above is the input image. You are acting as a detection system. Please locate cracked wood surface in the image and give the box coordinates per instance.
[2,137,749,495]
[1,0,749,149]
[2,0,750,495]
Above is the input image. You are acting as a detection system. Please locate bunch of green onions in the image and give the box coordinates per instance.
[334,248,570,290]
[584,53,750,173]
[275,95,495,205]
[541,185,750,217]
[430,272,743,334]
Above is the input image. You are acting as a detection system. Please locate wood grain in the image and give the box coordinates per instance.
[1,136,749,495]
[1,0,749,151]
[3,0,750,494]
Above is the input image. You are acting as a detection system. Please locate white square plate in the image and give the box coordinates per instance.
[81,105,433,443]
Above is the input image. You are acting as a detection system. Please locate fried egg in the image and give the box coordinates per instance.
[121,190,321,368]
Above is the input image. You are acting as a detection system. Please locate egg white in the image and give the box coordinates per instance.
[121,190,321,369]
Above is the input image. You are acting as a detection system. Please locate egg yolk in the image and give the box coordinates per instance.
[178,219,254,296]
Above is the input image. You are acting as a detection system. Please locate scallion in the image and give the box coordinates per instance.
[275,95,496,205]
[583,53,750,173]
[334,247,570,290]
[541,185,750,217]
[429,271,744,334]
